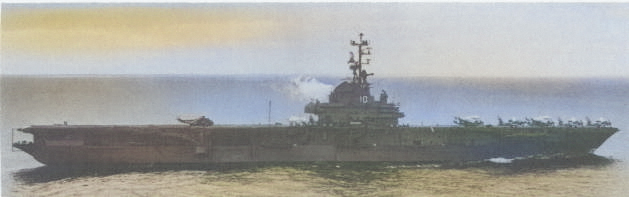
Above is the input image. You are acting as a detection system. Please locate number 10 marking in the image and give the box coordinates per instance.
[361,96,368,103]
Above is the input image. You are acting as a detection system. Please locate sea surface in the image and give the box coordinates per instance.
[2,75,629,196]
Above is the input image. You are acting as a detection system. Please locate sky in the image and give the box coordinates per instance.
[2,3,629,77]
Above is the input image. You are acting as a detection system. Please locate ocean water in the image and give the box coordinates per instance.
[2,75,629,196]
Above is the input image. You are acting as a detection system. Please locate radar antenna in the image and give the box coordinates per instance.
[349,33,373,85]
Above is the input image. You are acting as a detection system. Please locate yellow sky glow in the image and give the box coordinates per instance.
[3,7,281,54]
[2,4,628,77]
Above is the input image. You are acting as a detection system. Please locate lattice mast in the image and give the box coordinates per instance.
[348,33,373,86]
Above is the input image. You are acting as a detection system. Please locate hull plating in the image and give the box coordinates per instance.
[15,125,617,165]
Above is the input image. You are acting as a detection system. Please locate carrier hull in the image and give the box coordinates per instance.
[11,33,620,166]
[13,125,618,165]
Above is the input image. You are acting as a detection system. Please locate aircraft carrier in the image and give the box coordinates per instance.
[13,33,618,165]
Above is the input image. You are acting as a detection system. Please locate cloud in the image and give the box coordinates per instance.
[2,6,282,54]
[274,75,334,102]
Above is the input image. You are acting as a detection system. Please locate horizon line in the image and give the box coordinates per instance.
[2,73,628,79]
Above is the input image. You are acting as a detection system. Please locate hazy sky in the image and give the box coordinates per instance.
[2,3,629,77]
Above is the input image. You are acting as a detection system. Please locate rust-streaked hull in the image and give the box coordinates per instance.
[14,125,618,165]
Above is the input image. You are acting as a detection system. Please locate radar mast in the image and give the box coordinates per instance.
[349,33,373,86]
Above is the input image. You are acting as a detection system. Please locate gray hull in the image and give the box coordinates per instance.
[14,125,618,165]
